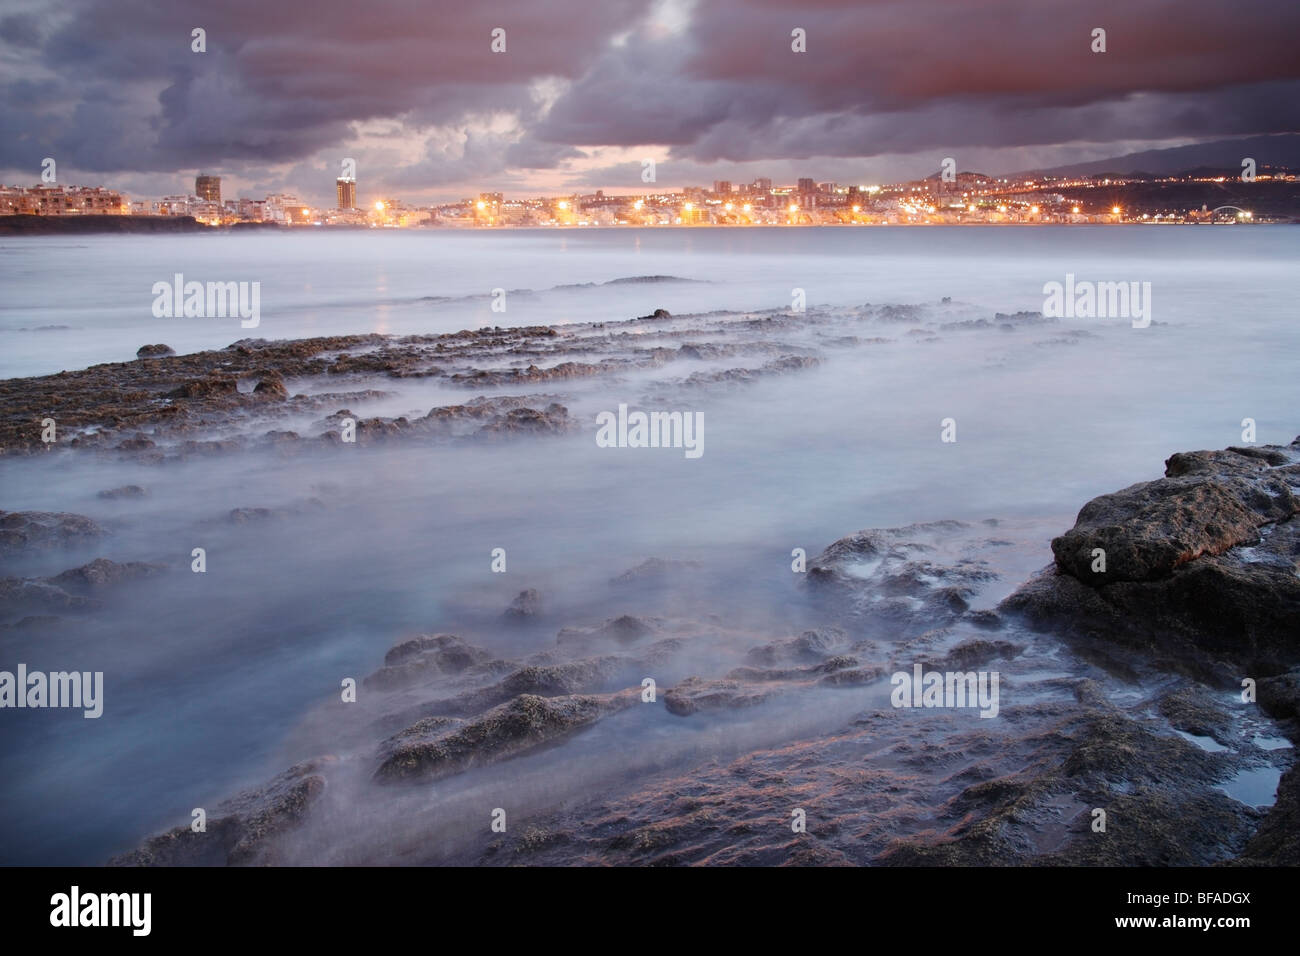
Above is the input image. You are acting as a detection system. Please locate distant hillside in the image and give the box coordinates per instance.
[1010,133,1300,179]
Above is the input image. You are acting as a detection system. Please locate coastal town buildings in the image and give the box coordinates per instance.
[3,165,1292,228]
[1,184,127,215]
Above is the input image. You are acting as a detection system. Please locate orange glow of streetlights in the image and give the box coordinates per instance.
[374,201,385,212]
[557,200,568,210]
[1030,205,1039,214]
[475,200,486,211]
[742,203,751,213]
[788,203,799,214]
[1112,206,1121,215]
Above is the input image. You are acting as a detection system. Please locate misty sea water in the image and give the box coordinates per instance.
[0,225,1297,863]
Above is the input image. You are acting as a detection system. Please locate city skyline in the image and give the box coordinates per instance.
[6,154,1292,228]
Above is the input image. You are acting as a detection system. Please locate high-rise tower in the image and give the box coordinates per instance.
[336,177,357,210]
[195,175,221,203]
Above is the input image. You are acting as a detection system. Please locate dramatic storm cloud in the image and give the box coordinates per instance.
[1,0,1296,201]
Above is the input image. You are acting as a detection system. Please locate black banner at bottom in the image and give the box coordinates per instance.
[1,865,1283,942]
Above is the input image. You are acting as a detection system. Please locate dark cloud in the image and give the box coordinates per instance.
[503,138,584,169]
[683,0,1300,108]
[0,13,42,47]
[533,0,1300,162]
[1,0,1296,200]
[1,0,652,173]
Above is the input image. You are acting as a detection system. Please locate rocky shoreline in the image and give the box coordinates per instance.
[1,307,1295,866]
[0,299,1059,459]
[76,433,1294,866]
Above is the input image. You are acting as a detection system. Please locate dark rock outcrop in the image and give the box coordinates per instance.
[0,578,94,617]
[503,588,542,620]
[375,692,633,782]
[663,677,772,717]
[1002,437,1300,678]
[364,634,494,690]
[556,614,655,650]
[609,557,703,584]
[1051,455,1298,582]
[109,760,330,867]
[805,521,999,634]
[253,373,289,400]
[0,510,107,553]
[1257,668,1300,721]
[1235,765,1300,866]
[745,626,850,666]
[167,376,239,400]
[403,657,629,718]
[136,344,175,358]
[98,485,147,500]
[49,557,166,592]
[1,558,166,623]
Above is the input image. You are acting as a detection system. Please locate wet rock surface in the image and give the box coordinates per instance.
[503,588,543,620]
[1051,454,1299,581]
[374,692,634,783]
[363,634,495,690]
[98,484,148,500]
[0,557,167,626]
[807,521,1002,633]
[136,344,175,358]
[109,760,331,866]
[556,614,655,650]
[0,510,108,554]
[1002,437,1300,678]
[663,676,774,716]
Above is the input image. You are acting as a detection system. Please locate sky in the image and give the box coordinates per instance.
[1,0,1298,205]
